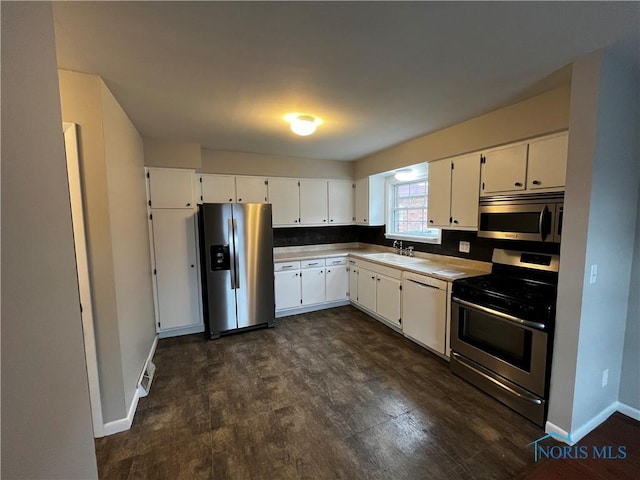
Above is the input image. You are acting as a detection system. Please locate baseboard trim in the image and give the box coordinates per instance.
[545,401,629,445]
[158,323,205,339]
[616,401,640,421]
[276,300,350,318]
[100,336,159,437]
[350,302,403,333]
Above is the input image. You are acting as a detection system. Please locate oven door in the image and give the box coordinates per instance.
[478,202,555,242]
[450,297,549,396]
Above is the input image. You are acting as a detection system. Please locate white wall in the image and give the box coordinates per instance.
[1,2,98,478]
[548,47,640,437]
[143,138,202,169]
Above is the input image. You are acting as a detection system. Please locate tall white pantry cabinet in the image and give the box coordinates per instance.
[145,167,204,337]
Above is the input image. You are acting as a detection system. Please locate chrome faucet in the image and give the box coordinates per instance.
[406,246,414,257]
[393,240,403,255]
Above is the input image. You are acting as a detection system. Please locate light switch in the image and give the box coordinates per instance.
[459,241,470,253]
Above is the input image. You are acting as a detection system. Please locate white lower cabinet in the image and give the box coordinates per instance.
[274,262,302,310]
[348,259,358,301]
[149,209,202,333]
[402,272,448,355]
[301,266,326,306]
[325,258,348,302]
[351,260,402,327]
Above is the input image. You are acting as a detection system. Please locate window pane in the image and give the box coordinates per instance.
[389,175,441,243]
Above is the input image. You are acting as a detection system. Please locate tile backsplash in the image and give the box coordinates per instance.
[274,225,560,262]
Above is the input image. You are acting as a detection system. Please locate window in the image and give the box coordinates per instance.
[385,175,441,244]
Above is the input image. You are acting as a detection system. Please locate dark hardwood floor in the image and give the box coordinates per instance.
[95,306,637,479]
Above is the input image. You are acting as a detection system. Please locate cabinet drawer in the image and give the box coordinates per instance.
[301,259,325,269]
[274,261,300,272]
[325,257,347,266]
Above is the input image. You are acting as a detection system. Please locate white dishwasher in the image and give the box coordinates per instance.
[402,271,448,355]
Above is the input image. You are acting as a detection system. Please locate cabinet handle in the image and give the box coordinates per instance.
[371,276,375,279]
[330,219,334,222]
[238,198,242,202]
[191,264,194,268]
[327,269,331,273]
[429,220,434,223]
[532,180,541,185]
[294,219,298,223]
[363,218,367,222]
[280,265,293,269]
[229,198,233,202]
[323,219,327,222]
[514,182,523,187]
[377,278,380,282]
[186,203,191,207]
[453,219,459,224]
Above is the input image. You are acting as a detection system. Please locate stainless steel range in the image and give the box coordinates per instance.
[450,248,559,426]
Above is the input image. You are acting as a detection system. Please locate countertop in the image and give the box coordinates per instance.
[273,243,491,282]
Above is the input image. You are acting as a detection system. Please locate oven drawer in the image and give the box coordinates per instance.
[451,352,546,427]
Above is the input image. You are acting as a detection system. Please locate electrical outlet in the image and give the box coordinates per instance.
[459,241,470,253]
[589,264,598,284]
[602,369,609,387]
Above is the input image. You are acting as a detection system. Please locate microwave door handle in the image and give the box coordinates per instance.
[539,206,549,241]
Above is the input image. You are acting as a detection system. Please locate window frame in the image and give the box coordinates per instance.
[384,174,442,245]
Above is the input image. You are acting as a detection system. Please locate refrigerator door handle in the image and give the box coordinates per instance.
[228,218,236,290]
[233,219,240,289]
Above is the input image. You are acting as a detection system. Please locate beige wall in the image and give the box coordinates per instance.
[101,84,157,411]
[59,69,156,424]
[202,149,354,180]
[354,86,571,178]
[1,3,98,478]
[143,137,202,169]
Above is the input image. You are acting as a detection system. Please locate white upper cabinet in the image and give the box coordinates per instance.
[450,153,481,228]
[481,143,528,195]
[328,181,355,225]
[236,176,268,203]
[268,177,300,226]
[527,132,568,191]
[426,159,452,228]
[299,179,328,225]
[147,168,195,209]
[427,153,480,230]
[200,174,236,203]
[355,176,384,225]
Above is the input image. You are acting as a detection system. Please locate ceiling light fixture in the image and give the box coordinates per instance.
[287,114,319,136]
[394,169,417,181]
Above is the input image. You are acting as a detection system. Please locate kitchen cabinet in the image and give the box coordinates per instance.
[480,132,568,196]
[235,176,268,203]
[351,259,402,328]
[348,259,358,301]
[268,177,300,226]
[402,272,447,355]
[428,153,481,229]
[147,167,195,209]
[200,174,236,203]
[481,143,528,195]
[355,176,385,225]
[301,265,326,306]
[149,208,201,332]
[328,181,355,224]
[325,257,348,302]
[527,132,568,191]
[376,274,401,328]
[274,261,302,310]
[299,180,328,225]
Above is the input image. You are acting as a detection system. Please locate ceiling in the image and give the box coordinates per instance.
[53,2,639,162]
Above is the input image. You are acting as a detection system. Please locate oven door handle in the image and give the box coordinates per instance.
[451,352,543,405]
[452,297,546,331]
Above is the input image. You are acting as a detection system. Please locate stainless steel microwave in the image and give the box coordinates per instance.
[478,193,563,243]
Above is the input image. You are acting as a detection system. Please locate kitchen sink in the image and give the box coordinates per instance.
[362,252,426,264]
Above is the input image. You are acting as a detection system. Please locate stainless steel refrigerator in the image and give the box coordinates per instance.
[198,203,275,339]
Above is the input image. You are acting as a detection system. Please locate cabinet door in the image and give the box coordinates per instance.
[201,174,236,203]
[299,180,328,225]
[355,178,369,224]
[358,268,377,312]
[348,264,358,302]
[148,168,194,208]
[450,153,481,228]
[301,267,326,306]
[151,209,200,330]
[402,279,447,354]
[236,177,268,203]
[481,144,528,195]
[527,133,568,190]
[328,181,355,224]
[426,159,452,228]
[268,177,300,226]
[326,265,348,302]
[275,270,301,310]
[376,274,401,328]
